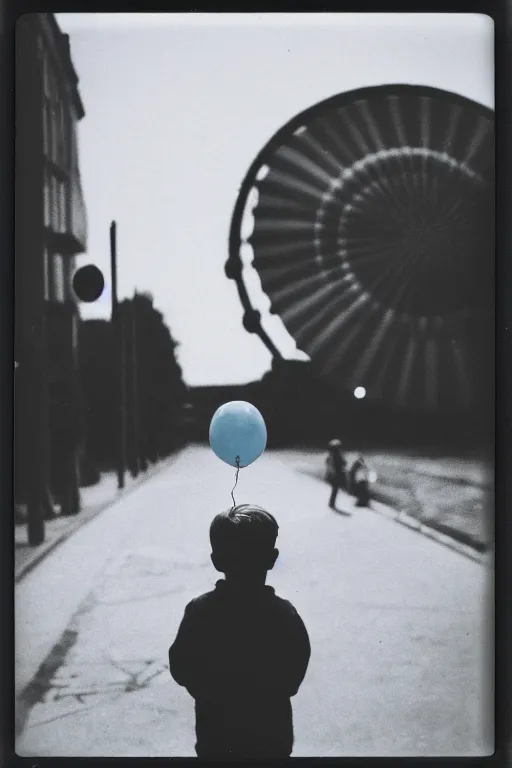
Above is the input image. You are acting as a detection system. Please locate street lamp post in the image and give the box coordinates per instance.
[110,221,126,489]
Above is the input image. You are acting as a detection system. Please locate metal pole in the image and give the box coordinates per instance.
[131,298,140,477]
[110,221,126,489]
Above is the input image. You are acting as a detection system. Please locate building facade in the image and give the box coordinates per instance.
[15,14,87,544]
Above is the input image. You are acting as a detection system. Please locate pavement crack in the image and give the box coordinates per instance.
[25,692,125,730]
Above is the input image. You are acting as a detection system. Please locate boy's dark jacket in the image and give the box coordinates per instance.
[169,578,311,757]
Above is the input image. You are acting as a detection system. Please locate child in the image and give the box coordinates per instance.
[168,504,311,758]
[326,438,348,510]
[349,454,371,507]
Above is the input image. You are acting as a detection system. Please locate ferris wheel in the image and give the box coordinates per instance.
[226,84,494,412]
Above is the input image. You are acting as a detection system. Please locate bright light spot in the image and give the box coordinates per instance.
[354,386,366,399]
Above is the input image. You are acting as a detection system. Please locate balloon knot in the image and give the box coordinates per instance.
[231,457,241,509]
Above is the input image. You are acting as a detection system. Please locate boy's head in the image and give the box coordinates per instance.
[210,504,279,579]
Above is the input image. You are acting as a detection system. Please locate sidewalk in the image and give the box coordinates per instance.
[277,448,492,554]
[15,459,176,583]
[15,446,492,757]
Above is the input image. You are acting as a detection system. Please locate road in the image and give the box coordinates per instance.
[15,446,493,757]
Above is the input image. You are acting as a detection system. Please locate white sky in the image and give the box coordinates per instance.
[56,13,494,386]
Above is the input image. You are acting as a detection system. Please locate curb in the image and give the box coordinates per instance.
[281,456,490,565]
[15,452,182,584]
[370,500,490,565]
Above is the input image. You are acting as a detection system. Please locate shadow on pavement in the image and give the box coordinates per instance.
[331,507,352,517]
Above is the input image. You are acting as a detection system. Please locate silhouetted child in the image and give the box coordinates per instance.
[326,438,348,510]
[350,454,371,507]
[168,504,311,758]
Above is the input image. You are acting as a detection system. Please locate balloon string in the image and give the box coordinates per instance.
[231,456,241,510]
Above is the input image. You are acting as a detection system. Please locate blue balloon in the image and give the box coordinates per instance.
[209,401,267,468]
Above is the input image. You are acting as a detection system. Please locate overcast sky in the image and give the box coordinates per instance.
[57,13,493,387]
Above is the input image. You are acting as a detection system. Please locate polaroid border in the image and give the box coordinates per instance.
[1,1,508,767]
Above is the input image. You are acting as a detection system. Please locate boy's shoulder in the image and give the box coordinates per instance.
[185,584,301,619]
[185,587,217,611]
[269,590,302,618]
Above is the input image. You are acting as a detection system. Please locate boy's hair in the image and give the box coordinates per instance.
[210,505,279,569]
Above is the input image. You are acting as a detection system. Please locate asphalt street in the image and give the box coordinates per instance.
[15,446,493,757]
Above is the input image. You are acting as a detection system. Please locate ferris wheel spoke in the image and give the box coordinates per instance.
[256,192,317,217]
[261,168,325,203]
[258,258,323,292]
[424,337,439,411]
[373,168,417,219]
[269,266,342,309]
[256,174,323,205]
[305,289,371,357]
[350,308,395,386]
[320,315,368,376]
[338,243,405,282]
[253,246,318,273]
[395,331,418,408]
[443,102,463,153]
[251,217,316,236]
[250,237,316,265]
[388,247,426,311]
[341,158,413,219]
[270,155,330,194]
[353,100,384,154]
[285,280,353,340]
[250,225,316,246]
[370,151,417,207]
[420,96,432,149]
[340,251,401,284]
[336,106,372,155]
[337,237,402,262]
[356,99,386,151]
[388,95,407,146]
[274,144,338,188]
[295,129,349,176]
[451,339,473,409]
[372,326,405,399]
[463,115,492,165]
[350,174,404,216]
[320,297,386,378]
[262,261,334,298]
[272,281,331,318]
[316,116,360,165]
[358,242,416,305]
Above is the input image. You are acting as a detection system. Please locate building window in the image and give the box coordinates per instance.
[42,50,50,99]
[64,105,71,172]
[50,175,58,231]
[57,99,66,169]
[42,100,50,159]
[71,312,79,355]
[50,103,59,166]
[62,253,74,300]
[45,250,75,304]
[39,33,87,252]
[43,247,50,301]
[43,171,51,228]
[52,252,65,303]
[58,179,67,233]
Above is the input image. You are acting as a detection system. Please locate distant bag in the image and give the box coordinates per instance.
[354,466,368,484]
